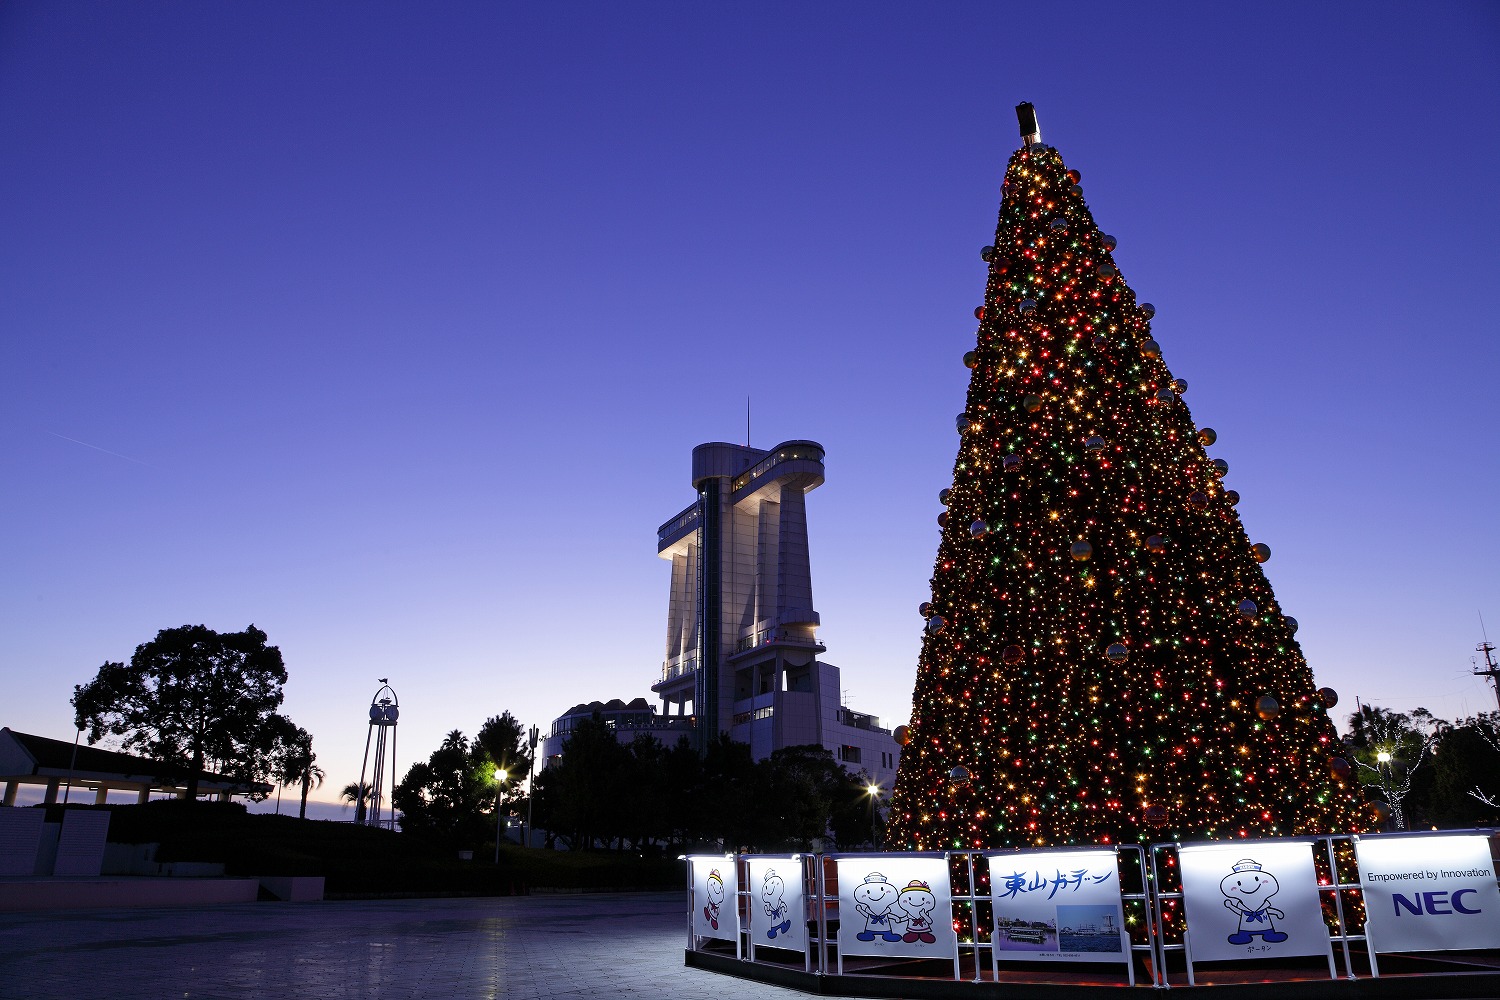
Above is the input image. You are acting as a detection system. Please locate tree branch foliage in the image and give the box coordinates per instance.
[71,624,293,800]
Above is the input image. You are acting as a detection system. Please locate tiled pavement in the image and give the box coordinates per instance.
[0,891,826,1000]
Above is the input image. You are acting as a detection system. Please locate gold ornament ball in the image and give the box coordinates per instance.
[1251,543,1271,563]
[949,765,971,786]
[1140,339,1162,359]
[1256,695,1281,720]
[1318,686,1338,708]
[963,350,978,369]
[1105,643,1129,664]
[1145,534,1167,553]
[1022,394,1042,413]
[1197,427,1217,446]
[1070,540,1093,561]
[1085,435,1106,453]
[894,725,911,746]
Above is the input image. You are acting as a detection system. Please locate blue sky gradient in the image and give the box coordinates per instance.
[3,3,1497,812]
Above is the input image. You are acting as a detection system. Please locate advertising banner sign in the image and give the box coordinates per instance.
[745,856,805,953]
[983,849,1128,963]
[834,855,958,961]
[1356,834,1500,953]
[689,855,738,942]
[1179,840,1331,964]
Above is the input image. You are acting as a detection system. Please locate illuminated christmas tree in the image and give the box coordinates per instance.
[886,105,1366,850]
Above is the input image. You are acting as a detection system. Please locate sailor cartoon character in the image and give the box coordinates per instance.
[1220,859,1288,945]
[853,872,905,942]
[703,868,726,931]
[898,879,938,944]
[761,869,792,940]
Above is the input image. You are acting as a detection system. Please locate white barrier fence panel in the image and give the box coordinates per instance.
[1179,839,1334,977]
[832,853,958,973]
[690,831,1499,990]
[744,854,806,955]
[983,847,1132,978]
[688,854,738,944]
[1356,833,1500,955]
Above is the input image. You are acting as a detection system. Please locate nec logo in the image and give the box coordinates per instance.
[1392,890,1483,916]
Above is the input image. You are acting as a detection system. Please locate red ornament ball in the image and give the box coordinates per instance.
[1003,454,1022,473]
[894,725,911,746]
[1318,686,1338,708]
[1070,540,1093,562]
[1145,534,1167,554]
[1022,394,1043,413]
[1329,757,1352,780]
[1067,169,1081,184]
[1188,491,1210,510]
[974,306,986,321]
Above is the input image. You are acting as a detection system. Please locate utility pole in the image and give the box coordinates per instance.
[525,724,540,849]
[1475,640,1500,712]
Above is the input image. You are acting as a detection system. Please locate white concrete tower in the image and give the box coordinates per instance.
[654,441,827,754]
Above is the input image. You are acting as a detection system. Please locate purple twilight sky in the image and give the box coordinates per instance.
[3,3,1497,815]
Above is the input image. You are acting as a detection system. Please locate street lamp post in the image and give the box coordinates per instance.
[866,782,881,849]
[525,724,540,849]
[494,767,508,863]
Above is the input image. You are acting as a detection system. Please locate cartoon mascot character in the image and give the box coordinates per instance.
[898,880,938,944]
[853,872,904,943]
[703,868,725,931]
[1220,859,1288,945]
[761,869,792,940]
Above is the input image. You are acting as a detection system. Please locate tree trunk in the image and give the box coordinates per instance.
[186,743,203,801]
[299,776,310,819]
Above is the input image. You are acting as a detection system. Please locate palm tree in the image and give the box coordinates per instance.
[275,730,325,820]
[341,781,375,823]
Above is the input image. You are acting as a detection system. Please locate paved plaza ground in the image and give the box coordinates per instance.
[0,891,827,1000]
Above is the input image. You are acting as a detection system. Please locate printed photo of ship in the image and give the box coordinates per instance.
[994,915,1058,952]
[995,905,1123,954]
[1055,905,1124,953]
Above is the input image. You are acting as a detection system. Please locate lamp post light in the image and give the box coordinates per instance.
[866,782,881,849]
[494,767,509,864]
[525,723,540,849]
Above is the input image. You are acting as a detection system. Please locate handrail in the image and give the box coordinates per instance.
[730,441,824,493]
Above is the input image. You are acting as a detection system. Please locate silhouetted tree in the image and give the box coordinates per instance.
[72,624,289,800]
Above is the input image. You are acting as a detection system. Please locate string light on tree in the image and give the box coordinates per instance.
[885,103,1367,850]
